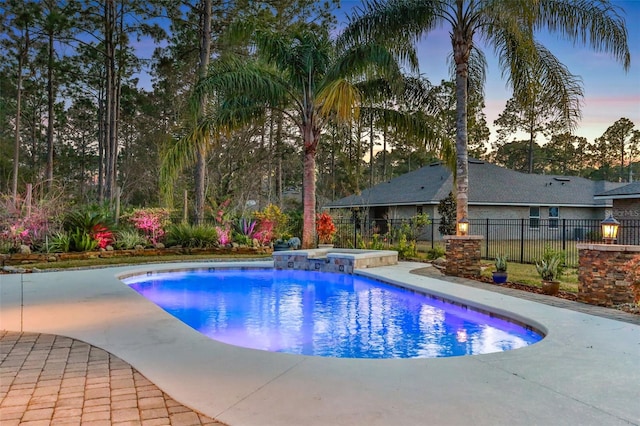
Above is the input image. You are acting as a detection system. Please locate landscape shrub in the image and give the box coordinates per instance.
[426,246,446,260]
[254,204,288,242]
[124,208,171,245]
[233,218,257,246]
[0,193,60,252]
[165,223,218,248]
[63,207,113,251]
[46,231,71,253]
[113,229,149,250]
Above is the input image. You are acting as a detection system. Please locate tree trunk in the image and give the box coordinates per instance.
[528,122,534,173]
[194,0,212,225]
[369,110,374,187]
[302,124,318,248]
[276,111,283,208]
[45,28,55,192]
[453,22,471,233]
[382,123,387,181]
[103,0,114,201]
[97,94,105,203]
[12,29,27,206]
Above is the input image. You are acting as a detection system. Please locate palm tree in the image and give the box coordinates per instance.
[341,0,630,233]
[197,24,424,248]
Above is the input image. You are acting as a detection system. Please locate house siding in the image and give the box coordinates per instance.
[613,199,640,219]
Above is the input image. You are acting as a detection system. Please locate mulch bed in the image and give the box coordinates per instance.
[474,272,640,315]
[474,274,578,301]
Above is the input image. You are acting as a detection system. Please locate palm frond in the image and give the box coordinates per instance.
[338,0,444,49]
[159,119,215,207]
[326,40,412,89]
[534,0,630,70]
[317,78,361,123]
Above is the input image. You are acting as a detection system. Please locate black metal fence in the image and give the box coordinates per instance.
[172,215,639,267]
[330,217,640,266]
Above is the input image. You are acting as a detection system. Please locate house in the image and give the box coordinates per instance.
[594,181,640,244]
[326,159,626,239]
[595,181,640,219]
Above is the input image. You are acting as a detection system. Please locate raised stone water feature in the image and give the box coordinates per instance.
[272,248,398,274]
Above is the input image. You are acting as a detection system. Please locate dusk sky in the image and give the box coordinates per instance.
[132,1,639,146]
[337,0,640,144]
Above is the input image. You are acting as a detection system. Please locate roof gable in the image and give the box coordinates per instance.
[595,181,640,199]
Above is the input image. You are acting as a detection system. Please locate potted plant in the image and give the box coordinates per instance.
[316,212,336,248]
[535,254,562,295]
[274,232,293,251]
[492,254,508,284]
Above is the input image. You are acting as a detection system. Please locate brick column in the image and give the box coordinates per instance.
[443,235,484,278]
[577,244,640,307]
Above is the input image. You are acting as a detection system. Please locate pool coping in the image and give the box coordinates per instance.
[1,261,639,425]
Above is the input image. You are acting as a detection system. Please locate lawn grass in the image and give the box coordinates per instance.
[480,260,579,293]
[11,248,579,294]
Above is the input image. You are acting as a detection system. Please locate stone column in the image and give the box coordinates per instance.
[577,244,640,307]
[443,235,484,278]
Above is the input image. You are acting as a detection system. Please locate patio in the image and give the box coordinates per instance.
[1,261,639,425]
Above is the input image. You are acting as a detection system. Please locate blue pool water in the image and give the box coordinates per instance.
[123,269,542,359]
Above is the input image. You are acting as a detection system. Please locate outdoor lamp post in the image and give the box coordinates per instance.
[457,217,469,236]
[601,214,620,244]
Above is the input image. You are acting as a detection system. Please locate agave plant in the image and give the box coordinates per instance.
[494,254,508,273]
[535,255,562,282]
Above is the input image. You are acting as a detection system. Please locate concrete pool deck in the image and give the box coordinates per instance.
[1,261,639,425]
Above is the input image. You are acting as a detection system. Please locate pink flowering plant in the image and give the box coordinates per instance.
[212,199,233,246]
[126,208,171,245]
[215,226,232,245]
[0,194,56,252]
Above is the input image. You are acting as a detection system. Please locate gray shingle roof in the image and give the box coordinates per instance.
[594,181,640,198]
[326,160,625,208]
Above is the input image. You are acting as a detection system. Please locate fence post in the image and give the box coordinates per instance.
[562,218,566,252]
[520,219,525,263]
[431,220,435,249]
[485,218,489,257]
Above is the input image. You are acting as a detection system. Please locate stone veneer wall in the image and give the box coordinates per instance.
[577,244,640,307]
[272,249,398,274]
[443,235,483,278]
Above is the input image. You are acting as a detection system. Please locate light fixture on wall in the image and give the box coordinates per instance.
[457,217,469,236]
[601,214,620,244]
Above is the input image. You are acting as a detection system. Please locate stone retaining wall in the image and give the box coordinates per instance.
[1,246,271,267]
[577,244,640,307]
[444,235,483,278]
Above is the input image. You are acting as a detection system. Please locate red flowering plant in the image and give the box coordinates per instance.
[91,224,113,249]
[254,204,288,245]
[253,219,274,245]
[316,212,336,244]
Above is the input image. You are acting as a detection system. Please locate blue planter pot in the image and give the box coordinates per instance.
[492,272,508,284]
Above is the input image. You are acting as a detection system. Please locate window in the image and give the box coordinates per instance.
[549,207,559,229]
[417,206,423,215]
[529,207,540,229]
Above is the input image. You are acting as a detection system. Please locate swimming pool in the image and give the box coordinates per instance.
[123,268,542,359]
